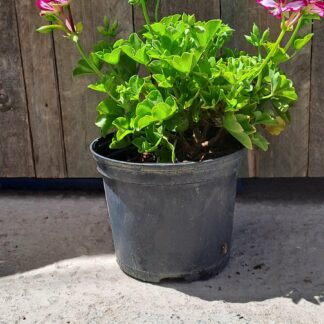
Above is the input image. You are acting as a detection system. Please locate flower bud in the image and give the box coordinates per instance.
[128,0,142,6]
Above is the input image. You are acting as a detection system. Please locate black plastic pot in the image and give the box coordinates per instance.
[90,138,244,283]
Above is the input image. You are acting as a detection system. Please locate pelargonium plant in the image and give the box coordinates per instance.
[36,0,323,162]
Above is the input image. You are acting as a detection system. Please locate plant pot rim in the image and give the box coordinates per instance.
[90,137,246,169]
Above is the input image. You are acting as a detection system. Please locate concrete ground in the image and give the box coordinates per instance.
[0,179,323,324]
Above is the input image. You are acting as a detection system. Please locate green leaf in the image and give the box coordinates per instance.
[251,133,269,151]
[252,23,260,38]
[73,59,95,76]
[184,90,200,109]
[95,115,115,137]
[43,14,60,23]
[236,115,256,135]
[112,117,130,130]
[223,113,244,133]
[99,48,122,64]
[109,136,131,149]
[96,98,123,115]
[294,34,314,51]
[253,111,277,126]
[165,112,189,132]
[128,75,145,100]
[97,17,118,38]
[37,25,66,34]
[137,115,156,130]
[120,34,149,65]
[265,116,286,136]
[132,134,162,153]
[152,103,174,121]
[168,52,195,74]
[223,113,253,149]
[268,70,298,111]
[301,14,320,27]
[260,28,270,44]
[146,90,164,106]
[88,82,106,93]
[272,47,290,64]
[162,137,176,162]
[116,129,133,141]
[75,22,84,33]
[136,102,152,117]
[229,131,253,150]
[195,19,222,48]
[152,74,173,88]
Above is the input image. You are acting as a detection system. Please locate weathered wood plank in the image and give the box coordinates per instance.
[15,0,66,178]
[308,20,324,177]
[54,0,133,177]
[221,0,311,177]
[0,1,34,177]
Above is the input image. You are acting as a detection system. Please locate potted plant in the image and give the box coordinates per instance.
[36,0,323,282]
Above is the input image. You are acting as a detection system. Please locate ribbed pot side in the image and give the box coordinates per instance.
[91,138,245,283]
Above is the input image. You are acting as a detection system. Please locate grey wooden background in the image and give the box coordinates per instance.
[0,0,323,178]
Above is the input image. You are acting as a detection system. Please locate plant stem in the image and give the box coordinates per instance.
[284,15,303,52]
[74,38,104,78]
[256,27,287,89]
[155,0,161,22]
[141,0,151,25]
[74,38,121,106]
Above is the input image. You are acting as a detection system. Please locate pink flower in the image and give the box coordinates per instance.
[36,0,71,13]
[36,0,75,33]
[303,0,324,16]
[256,0,305,18]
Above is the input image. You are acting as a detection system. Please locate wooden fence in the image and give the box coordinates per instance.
[0,0,323,178]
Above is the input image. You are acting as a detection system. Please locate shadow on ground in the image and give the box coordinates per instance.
[0,190,113,277]
[162,179,324,305]
[1,179,324,305]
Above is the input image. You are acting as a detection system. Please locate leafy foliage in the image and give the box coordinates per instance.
[79,13,303,162]
[45,8,319,162]
[36,0,321,163]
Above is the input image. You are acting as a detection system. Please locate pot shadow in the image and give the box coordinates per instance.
[0,190,114,277]
[161,179,324,305]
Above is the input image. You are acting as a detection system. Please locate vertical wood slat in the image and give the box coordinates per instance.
[221,0,311,177]
[308,20,324,177]
[0,0,34,177]
[54,0,133,177]
[15,0,66,178]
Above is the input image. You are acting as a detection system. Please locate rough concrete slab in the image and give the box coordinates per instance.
[0,180,323,323]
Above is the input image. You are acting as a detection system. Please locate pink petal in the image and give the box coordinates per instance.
[269,7,284,18]
[256,0,278,9]
[310,3,324,16]
[36,0,71,12]
[286,0,306,11]
[36,0,55,11]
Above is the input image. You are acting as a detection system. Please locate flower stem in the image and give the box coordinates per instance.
[154,0,161,22]
[256,27,287,89]
[74,38,104,78]
[284,15,303,52]
[74,39,123,104]
[141,0,151,25]
[74,38,122,105]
